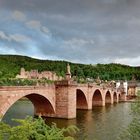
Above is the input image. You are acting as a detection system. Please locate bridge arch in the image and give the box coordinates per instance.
[92,89,103,106]
[113,92,117,103]
[2,93,55,119]
[76,89,88,109]
[105,91,112,104]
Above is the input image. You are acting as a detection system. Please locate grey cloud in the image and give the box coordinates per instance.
[26,20,50,35]
[0,31,31,43]
[38,32,140,64]
[1,0,140,65]
[0,31,10,41]
[11,10,50,36]
[12,10,26,21]
[1,0,139,15]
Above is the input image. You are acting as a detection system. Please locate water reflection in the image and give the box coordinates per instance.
[3,100,133,140]
[3,100,34,126]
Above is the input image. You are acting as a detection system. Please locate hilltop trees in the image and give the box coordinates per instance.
[0,55,140,82]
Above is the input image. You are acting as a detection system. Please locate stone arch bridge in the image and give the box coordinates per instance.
[0,80,126,120]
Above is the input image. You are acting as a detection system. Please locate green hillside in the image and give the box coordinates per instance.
[0,54,140,81]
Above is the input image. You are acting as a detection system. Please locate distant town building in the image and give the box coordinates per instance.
[116,81,120,89]
[16,68,63,81]
[128,81,137,97]
[123,81,128,95]
[116,80,137,97]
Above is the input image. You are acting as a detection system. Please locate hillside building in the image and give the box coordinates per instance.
[16,68,63,81]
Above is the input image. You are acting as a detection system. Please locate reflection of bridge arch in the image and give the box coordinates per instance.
[105,91,112,104]
[76,89,88,109]
[2,93,55,119]
[113,92,117,103]
[118,94,121,102]
[92,89,103,106]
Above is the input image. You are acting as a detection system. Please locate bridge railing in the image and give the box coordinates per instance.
[55,80,77,86]
[0,85,55,91]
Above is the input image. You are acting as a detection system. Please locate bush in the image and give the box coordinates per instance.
[0,116,79,140]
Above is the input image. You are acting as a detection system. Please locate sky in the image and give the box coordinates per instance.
[0,0,140,66]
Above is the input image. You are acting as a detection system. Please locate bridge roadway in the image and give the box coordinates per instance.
[0,80,126,120]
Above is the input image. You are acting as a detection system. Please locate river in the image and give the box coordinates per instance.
[2,100,133,140]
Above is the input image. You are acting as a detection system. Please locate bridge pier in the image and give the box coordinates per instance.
[55,80,77,119]
[111,94,114,104]
[120,93,127,101]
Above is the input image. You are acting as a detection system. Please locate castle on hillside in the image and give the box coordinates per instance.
[16,68,63,81]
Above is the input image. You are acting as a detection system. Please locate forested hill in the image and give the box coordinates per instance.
[0,54,140,81]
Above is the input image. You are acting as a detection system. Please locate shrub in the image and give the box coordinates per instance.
[0,116,79,140]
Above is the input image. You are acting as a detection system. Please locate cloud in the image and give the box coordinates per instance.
[12,10,26,21]
[26,20,50,35]
[1,0,140,65]
[0,44,41,59]
[114,56,140,66]
[26,20,41,30]
[11,10,50,35]
[0,46,17,54]
[9,34,31,43]
[63,38,94,47]
[41,26,50,34]
[0,31,31,43]
[0,31,10,41]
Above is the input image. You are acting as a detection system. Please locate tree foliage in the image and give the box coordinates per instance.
[0,55,140,81]
[0,116,79,140]
[0,78,54,86]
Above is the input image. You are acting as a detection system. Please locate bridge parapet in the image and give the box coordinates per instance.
[88,83,99,87]
[77,84,88,87]
[55,80,77,86]
[0,85,55,91]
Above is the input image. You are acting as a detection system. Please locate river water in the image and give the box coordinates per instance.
[2,100,133,140]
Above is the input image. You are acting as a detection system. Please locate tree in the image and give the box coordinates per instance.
[0,116,79,140]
